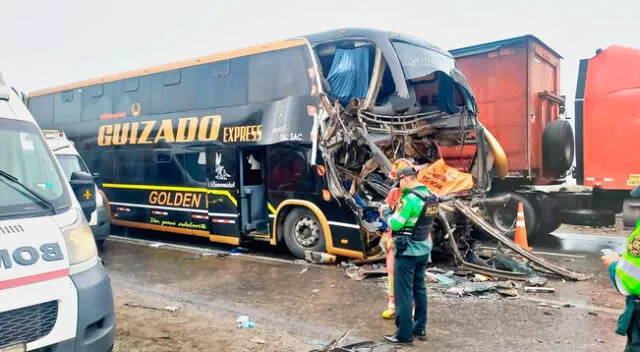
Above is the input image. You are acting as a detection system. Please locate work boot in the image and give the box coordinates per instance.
[383,334,412,345]
[381,308,395,319]
[413,329,427,341]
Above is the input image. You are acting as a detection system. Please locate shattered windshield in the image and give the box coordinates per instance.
[0,118,70,219]
[392,41,457,80]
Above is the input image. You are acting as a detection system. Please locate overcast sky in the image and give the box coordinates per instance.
[2,0,638,119]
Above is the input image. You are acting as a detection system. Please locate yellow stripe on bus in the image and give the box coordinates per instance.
[102,183,238,206]
[268,202,277,214]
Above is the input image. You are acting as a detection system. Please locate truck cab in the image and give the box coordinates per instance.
[0,72,114,352]
[42,130,110,247]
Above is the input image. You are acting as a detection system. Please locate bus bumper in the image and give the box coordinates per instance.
[51,262,115,352]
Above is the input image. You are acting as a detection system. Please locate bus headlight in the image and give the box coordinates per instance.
[62,210,98,271]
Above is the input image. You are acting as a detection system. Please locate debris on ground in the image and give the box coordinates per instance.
[250,337,266,345]
[306,251,338,264]
[525,287,556,293]
[589,312,599,317]
[230,247,249,255]
[299,267,309,274]
[308,330,392,352]
[124,303,181,312]
[236,315,256,328]
[202,251,230,257]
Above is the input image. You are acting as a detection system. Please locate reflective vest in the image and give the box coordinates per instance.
[615,223,640,296]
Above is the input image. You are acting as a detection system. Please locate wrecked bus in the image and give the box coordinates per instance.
[25,28,508,261]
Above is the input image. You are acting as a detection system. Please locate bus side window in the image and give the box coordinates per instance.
[175,151,207,183]
[243,153,262,186]
[115,149,144,182]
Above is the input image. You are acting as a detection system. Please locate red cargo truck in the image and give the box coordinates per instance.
[449,35,640,237]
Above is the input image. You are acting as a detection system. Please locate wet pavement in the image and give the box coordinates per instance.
[101,231,630,351]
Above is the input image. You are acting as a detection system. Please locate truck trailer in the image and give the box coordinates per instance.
[449,35,640,237]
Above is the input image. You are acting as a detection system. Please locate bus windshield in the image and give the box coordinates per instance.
[391,40,457,80]
[0,118,70,219]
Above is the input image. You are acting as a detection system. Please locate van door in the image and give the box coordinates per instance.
[206,147,240,243]
[239,148,268,233]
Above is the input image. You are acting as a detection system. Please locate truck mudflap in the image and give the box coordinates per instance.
[451,200,590,281]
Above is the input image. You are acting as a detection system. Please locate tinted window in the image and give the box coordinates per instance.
[248,46,311,103]
[54,90,81,124]
[27,95,55,127]
[196,58,249,109]
[242,151,263,186]
[266,145,314,192]
[175,151,207,183]
[82,83,114,121]
[115,149,144,182]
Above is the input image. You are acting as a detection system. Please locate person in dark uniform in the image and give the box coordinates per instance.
[380,166,437,345]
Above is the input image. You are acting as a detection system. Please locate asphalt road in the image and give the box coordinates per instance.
[100,229,629,351]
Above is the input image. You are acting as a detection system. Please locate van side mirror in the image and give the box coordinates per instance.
[70,171,96,221]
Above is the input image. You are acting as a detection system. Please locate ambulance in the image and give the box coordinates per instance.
[42,130,110,248]
[0,72,115,351]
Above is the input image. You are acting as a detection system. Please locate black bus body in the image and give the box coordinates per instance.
[26,28,492,260]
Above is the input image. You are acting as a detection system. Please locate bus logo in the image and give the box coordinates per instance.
[215,153,231,181]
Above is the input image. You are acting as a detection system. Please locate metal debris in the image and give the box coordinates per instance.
[525,287,556,293]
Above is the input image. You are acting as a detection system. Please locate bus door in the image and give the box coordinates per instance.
[239,148,268,234]
[206,147,241,242]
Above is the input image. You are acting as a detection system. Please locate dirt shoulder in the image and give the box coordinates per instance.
[113,288,324,352]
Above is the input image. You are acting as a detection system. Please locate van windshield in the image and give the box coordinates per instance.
[0,118,70,219]
[56,154,89,180]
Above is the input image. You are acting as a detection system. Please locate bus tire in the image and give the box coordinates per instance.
[283,207,326,259]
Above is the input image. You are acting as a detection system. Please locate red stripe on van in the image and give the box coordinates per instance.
[0,268,70,290]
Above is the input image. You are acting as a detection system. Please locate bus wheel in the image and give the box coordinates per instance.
[283,208,326,259]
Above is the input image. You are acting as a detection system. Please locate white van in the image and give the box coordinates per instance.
[42,130,110,248]
[0,73,114,351]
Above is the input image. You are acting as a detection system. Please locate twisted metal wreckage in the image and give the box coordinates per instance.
[308,43,588,281]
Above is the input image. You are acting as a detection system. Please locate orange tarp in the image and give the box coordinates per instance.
[417,158,474,196]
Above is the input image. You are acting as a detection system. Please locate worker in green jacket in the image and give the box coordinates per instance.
[601,185,640,351]
[380,166,437,345]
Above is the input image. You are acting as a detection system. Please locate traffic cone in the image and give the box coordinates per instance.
[514,202,533,251]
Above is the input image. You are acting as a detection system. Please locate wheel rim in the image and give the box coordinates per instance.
[294,217,321,248]
[491,203,517,233]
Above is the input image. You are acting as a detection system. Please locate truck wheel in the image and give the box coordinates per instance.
[488,193,539,238]
[531,194,561,235]
[558,209,615,227]
[623,198,640,229]
[538,219,562,235]
[543,120,575,174]
[283,208,327,259]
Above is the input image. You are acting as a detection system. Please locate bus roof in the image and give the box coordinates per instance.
[300,27,453,58]
[28,27,454,99]
[28,38,308,98]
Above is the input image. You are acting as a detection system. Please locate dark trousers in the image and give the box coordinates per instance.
[626,308,640,352]
[393,254,429,342]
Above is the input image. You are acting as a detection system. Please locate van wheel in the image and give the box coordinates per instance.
[283,208,326,259]
[543,120,575,174]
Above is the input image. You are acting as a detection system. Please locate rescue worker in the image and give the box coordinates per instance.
[380,158,415,320]
[601,185,640,351]
[380,166,437,345]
